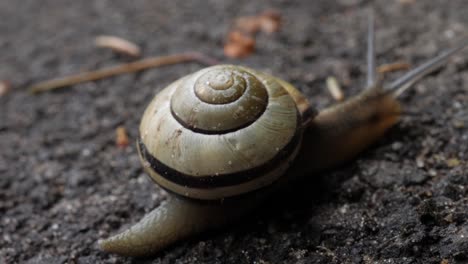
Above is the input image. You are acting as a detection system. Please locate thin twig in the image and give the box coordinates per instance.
[29,52,219,94]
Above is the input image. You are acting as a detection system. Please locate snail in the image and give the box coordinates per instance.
[98,17,468,257]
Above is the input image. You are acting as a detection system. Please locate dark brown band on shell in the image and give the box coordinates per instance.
[137,118,302,189]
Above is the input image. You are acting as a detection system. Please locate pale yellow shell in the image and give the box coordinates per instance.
[138,65,304,200]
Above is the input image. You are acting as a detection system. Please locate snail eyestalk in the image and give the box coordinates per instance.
[387,38,468,97]
[367,10,376,88]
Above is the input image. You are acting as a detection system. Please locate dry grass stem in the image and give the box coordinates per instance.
[29,52,218,94]
[377,61,411,74]
[95,35,142,57]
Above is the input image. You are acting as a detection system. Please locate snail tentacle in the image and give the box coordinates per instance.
[387,38,468,97]
[366,10,376,88]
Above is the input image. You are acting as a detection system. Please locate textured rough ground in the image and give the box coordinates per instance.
[1,1,467,263]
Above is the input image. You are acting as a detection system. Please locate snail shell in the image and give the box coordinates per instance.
[138,65,306,200]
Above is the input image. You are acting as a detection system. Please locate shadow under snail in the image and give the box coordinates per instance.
[98,17,468,257]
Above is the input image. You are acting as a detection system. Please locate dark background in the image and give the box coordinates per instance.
[1,0,467,263]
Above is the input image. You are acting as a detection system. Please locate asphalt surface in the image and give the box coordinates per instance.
[1,1,467,263]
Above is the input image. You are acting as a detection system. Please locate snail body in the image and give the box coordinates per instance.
[99,18,468,256]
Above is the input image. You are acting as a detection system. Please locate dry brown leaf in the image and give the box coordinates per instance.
[234,17,261,34]
[234,9,281,35]
[0,80,11,97]
[224,31,256,58]
[258,9,282,33]
[440,259,449,264]
[224,9,282,58]
[116,126,130,148]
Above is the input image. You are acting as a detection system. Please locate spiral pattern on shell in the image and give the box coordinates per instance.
[138,65,303,200]
[170,65,269,133]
